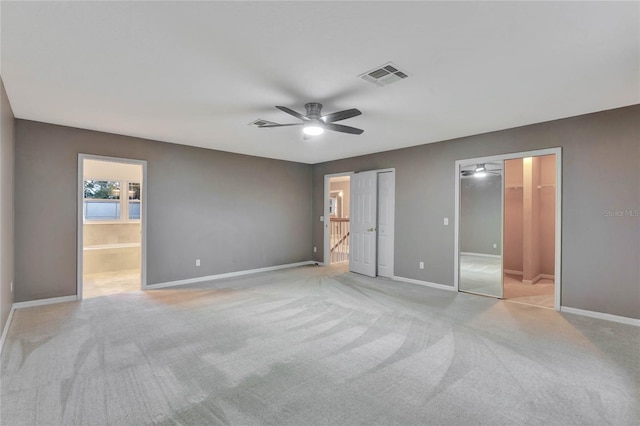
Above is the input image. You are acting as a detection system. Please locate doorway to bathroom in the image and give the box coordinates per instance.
[77,154,147,299]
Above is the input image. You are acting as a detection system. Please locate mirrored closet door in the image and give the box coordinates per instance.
[458,161,504,298]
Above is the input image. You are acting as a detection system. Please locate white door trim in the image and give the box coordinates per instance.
[77,154,148,300]
[454,147,562,311]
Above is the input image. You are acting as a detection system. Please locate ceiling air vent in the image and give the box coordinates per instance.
[249,118,278,127]
[359,62,409,87]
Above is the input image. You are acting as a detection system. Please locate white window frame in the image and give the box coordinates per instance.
[83,177,142,224]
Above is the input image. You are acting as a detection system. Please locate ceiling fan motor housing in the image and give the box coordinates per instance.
[304,102,323,119]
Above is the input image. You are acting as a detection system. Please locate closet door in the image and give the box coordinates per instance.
[350,171,378,277]
[458,162,504,298]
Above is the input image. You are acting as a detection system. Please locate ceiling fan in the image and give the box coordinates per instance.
[460,163,502,178]
[258,103,364,137]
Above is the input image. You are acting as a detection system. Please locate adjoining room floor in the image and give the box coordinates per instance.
[82,269,140,299]
[2,265,638,425]
[504,273,555,308]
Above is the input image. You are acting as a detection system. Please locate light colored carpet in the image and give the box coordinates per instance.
[1,265,638,425]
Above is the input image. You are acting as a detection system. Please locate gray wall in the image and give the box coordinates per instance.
[1,78,15,331]
[460,175,502,255]
[312,105,640,319]
[15,120,312,301]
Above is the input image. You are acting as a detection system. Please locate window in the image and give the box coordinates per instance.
[128,182,141,220]
[83,179,141,222]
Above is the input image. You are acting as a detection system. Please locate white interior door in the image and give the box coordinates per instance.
[350,171,378,277]
[377,171,395,278]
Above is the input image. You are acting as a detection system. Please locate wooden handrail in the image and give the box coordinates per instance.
[331,231,350,253]
[330,217,350,222]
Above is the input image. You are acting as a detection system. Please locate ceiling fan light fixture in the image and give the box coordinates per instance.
[474,171,487,178]
[303,123,324,136]
[475,164,486,172]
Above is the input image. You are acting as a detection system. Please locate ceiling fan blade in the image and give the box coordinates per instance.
[321,108,362,123]
[258,123,303,128]
[324,123,364,135]
[276,106,309,121]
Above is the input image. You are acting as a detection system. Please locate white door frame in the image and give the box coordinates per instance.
[77,154,148,300]
[454,148,562,311]
[323,168,395,276]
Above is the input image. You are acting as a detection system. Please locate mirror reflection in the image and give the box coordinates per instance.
[459,162,504,298]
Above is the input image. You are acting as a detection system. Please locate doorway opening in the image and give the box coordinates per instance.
[454,148,561,311]
[77,155,147,299]
[323,169,395,278]
[502,155,556,308]
[329,175,351,264]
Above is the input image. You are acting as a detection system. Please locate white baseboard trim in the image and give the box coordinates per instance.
[0,305,16,355]
[460,252,501,259]
[392,276,455,292]
[522,274,543,285]
[505,272,554,283]
[560,306,640,327]
[522,274,555,285]
[12,295,78,309]
[1,295,78,354]
[146,261,316,290]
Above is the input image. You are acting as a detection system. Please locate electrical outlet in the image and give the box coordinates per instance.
[313,246,317,253]
[196,259,201,267]
[419,261,424,269]
[320,216,324,222]
[10,281,13,292]
[444,217,449,225]
[493,243,497,249]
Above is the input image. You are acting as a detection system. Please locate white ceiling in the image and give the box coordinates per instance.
[2,2,638,164]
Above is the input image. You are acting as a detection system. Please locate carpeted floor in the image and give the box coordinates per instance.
[1,265,638,425]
